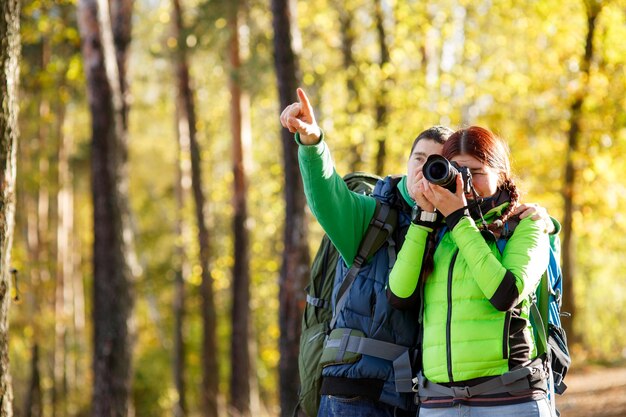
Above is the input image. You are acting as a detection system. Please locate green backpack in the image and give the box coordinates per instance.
[294,172,398,417]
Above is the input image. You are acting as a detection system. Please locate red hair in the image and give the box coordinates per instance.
[442,126,510,183]
[442,126,519,230]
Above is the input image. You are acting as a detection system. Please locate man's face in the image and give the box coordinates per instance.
[407,139,444,180]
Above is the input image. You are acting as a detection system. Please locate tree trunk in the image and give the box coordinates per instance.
[271,1,311,415]
[24,343,43,417]
[170,0,219,415]
[37,42,52,289]
[54,106,70,417]
[24,195,42,415]
[192,87,219,417]
[69,122,87,405]
[77,0,136,415]
[171,49,191,416]
[334,1,364,172]
[229,1,252,416]
[561,1,602,345]
[20,28,50,417]
[55,104,74,417]
[373,0,390,176]
[170,3,192,415]
[0,0,20,413]
[59,109,85,415]
[173,164,189,417]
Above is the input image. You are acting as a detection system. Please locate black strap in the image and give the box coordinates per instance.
[330,201,397,329]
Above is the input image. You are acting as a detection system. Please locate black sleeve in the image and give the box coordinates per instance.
[387,285,421,311]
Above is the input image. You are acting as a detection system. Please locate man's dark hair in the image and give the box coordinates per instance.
[410,125,454,153]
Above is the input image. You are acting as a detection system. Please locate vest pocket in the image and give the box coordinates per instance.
[502,311,512,359]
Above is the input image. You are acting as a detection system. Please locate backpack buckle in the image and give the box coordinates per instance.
[372,218,385,229]
[411,376,419,393]
[451,386,472,398]
[353,254,366,268]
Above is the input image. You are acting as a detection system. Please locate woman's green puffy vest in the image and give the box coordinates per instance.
[391,205,550,384]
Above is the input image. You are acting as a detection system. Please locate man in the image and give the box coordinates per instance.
[280,88,552,417]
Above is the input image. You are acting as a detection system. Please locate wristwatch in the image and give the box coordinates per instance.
[411,205,438,225]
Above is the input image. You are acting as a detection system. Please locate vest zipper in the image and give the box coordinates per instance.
[446,250,459,383]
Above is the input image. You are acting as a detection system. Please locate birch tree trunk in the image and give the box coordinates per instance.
[0,0,20,414]
[271,1,311,415]
[77,0,137,415]
[68,112,87,409]
[55,105,73,417]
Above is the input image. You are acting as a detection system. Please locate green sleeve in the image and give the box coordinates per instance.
[297,133,376,266]
[451,216,550,301]
[388,223,432,298]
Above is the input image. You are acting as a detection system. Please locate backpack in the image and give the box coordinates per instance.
[294,172,398,417]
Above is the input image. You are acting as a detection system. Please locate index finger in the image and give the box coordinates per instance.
[297,88,312,114]
[455,173,465,198]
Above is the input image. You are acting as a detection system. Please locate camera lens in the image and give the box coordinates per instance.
[426,160,449,181]
[423,154,459,192]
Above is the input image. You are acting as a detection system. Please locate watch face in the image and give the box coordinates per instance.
[411,205,420,221]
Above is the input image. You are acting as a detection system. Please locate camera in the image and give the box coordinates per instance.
[423,154,472,194]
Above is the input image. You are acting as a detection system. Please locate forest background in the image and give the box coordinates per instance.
[5,0,626,416]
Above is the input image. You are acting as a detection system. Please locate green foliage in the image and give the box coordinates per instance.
[133,345,172,417]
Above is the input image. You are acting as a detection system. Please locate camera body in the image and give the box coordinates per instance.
[423,154,472,194]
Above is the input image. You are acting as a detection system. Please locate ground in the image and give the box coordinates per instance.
[557,366,626,417]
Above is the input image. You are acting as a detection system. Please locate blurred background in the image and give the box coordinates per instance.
[7,0,626,416]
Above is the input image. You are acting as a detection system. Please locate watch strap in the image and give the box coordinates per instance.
[412,205,438,226]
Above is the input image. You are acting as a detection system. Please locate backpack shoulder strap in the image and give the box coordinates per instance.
[356,201,398,263]
[330,200,397,329]
[530,276,550,356]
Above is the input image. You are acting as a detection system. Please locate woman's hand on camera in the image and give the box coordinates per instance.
[408,171,435,212]
[421,174,467,217]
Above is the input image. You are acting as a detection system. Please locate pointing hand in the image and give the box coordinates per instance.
[279,88,321,145]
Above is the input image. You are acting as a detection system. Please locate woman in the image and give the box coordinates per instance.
[388,126,553,417]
